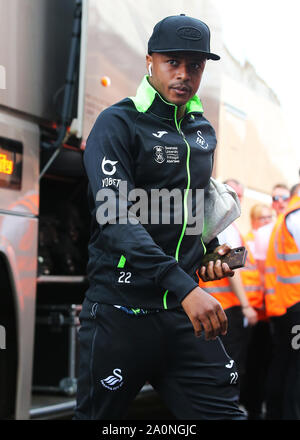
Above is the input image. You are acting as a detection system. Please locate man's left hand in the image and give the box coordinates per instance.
[199,244,235,282]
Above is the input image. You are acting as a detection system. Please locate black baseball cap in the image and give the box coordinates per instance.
[148,14,220,60]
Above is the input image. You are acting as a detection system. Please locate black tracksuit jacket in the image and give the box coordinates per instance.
[83,76,219,310]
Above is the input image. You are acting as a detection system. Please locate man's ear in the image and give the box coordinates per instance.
[146,54,153,76]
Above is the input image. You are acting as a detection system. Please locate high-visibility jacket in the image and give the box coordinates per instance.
[265,196,300,317]
[198,224,263,312]
[198,274,240,310]
[264,215,286,317]
[243,230,266,320]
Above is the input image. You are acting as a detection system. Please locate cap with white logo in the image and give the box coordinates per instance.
[148,14,220,60]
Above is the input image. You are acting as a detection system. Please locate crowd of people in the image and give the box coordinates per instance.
[200,179,300,420]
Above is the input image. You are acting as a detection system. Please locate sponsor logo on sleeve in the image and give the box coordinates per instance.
[101,156,118,176]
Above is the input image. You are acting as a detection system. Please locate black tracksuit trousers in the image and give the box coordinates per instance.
[266,303,300,420]
[74,298,246,420]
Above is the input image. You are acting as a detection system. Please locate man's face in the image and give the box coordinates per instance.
[146,51,206,106]
[272,187,290,215]
[252,207,273,230]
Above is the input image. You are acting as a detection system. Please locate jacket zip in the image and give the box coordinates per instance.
[163,107,204,309]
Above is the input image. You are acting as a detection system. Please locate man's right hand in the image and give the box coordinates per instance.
[181,287,227,340]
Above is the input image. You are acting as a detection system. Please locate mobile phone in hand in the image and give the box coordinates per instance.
[200,246,248,270]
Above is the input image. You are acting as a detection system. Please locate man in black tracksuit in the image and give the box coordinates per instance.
[74,14,246,420]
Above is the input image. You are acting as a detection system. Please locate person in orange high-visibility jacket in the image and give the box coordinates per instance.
[244,203,274,320]
[241,203,274,419]
[198,231,261,353]
[199,179,259,323]
[240,236,264,316]
[198,221,259,418]
[264,215,287,318]
[199,235,263,315]
[265,186,300,420]
[198,179,258,415]
[264,190,300,318]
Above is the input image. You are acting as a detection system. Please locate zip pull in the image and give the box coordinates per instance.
[177,117,186,138]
